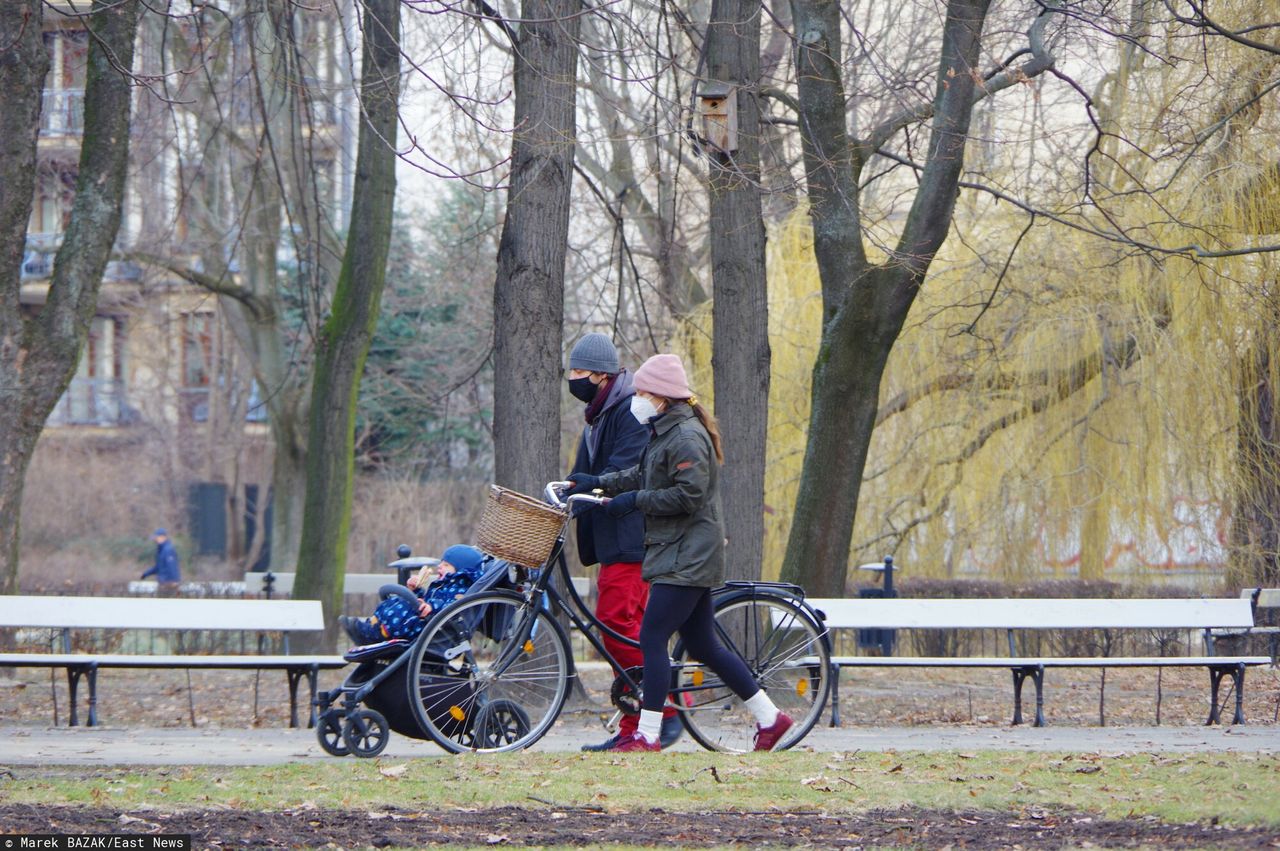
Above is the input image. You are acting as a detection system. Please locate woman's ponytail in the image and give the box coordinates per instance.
[690,402,725,464]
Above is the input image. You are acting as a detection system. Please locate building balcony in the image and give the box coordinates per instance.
[40,89,84,137]
[22,233,61,280]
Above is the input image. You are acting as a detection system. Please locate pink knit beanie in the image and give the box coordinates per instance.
[634,354,692,399]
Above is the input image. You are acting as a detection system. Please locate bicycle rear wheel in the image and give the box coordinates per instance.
[406,590,571,753]
[674,590,830,752]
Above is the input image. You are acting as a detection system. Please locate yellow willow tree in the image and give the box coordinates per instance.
[757,0,1280,589]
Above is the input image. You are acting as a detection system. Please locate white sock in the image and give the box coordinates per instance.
[744,689,779,727]
[636,709,663,743]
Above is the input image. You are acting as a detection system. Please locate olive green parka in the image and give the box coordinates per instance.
[597,402,724,587]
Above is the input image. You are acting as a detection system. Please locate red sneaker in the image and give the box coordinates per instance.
[753,712,794,751]
[610,732,661,753]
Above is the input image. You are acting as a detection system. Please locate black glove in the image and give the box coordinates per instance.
[603,491,638,517]
[566,473,602,494]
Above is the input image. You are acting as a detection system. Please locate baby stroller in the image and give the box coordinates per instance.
[314,547,528,757]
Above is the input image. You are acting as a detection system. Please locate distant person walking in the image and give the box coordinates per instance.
[142,528,181,596]
[567,353,793,752]
[565,333,682,751]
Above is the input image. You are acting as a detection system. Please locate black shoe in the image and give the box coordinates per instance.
[580,734,621,752]
[340,616,365,645]
[659,714,683,749]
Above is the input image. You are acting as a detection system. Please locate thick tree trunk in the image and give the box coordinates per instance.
[292,0,399,651]
[0,0,48,596]
[0,0,140,594]
[491,0,580,496]
[705,0,769,583]
[1230,328,1280,588]
[781,0,990,595]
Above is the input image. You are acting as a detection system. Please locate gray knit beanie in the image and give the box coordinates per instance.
[568,333,620,374]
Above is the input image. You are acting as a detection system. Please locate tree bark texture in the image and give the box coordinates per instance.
[1230,328,1280,588]
[780,0,990,595]
[292,0,399,650]
[492,0,580,496]
[0,0,140,594]
[705,0,770,583]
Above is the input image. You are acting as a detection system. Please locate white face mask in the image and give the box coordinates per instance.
[631,395,659,424]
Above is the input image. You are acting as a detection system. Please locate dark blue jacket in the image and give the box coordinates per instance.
[142,539,181,583]
[570,370,648,565]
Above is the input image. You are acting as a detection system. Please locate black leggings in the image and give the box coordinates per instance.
[638,583,760,712]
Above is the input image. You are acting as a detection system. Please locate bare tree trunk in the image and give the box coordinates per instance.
[705,0,769,583]
[492,0,580,495]
[780,0,991,595]
[1230,321,1280,588]
[0,0,140,594]
[292,0,399,651]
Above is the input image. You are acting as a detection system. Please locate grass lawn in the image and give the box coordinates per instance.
[5,750,1278,827]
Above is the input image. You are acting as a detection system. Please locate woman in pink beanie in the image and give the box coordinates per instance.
[565,353,794,752]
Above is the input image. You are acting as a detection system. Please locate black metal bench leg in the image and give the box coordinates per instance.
[305,664,320,728]
[1207,666,1226,725]
[1011,668,1025,725]
[286,669,304,729]
[65,664,98,727]
[1011,666,1046,727]
[1031,666,1046,727]
[1232,663,1246,725]
[1205,664,1248,725]
[829,662,842,727]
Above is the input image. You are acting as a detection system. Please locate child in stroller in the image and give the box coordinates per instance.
[339,544,487,646]
[315,545,526,757]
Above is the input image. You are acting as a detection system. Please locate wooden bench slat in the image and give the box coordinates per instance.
[0,595,324,631]
[0,653,346,669]
[823,655,1271,667]
[806,597,1255,630]
[241,572,393,596]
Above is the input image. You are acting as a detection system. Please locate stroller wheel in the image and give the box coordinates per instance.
[343,708,390,758]
[316,709,350,757]
[471,699,531,749]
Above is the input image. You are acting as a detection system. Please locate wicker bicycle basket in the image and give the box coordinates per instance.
[475,484,568,568]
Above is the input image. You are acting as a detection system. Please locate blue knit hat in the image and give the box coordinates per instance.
[440,544,485,579]
[568,333,620,374]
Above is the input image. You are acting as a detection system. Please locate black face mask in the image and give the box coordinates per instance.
[568,376,600,404]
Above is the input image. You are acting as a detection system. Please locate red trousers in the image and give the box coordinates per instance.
[594,561,674,733]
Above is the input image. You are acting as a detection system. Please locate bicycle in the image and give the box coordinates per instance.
[400,481,832,753]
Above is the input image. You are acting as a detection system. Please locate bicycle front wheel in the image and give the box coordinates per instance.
[674,590,830,753]
[406,590,571,753]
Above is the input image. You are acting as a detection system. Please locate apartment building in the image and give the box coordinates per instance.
[22,1,354,560]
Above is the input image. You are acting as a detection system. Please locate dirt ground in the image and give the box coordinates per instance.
[2,802,1279,848]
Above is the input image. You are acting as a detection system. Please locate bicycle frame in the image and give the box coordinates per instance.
[505,486,829,714]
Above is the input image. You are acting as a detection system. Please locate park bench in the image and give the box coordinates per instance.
[1206,588,1280,663]
[240,571,391,596]
[0,595,345,728]
[127,580,247,596]
[799,597,1270,727]
[127,574,393,597]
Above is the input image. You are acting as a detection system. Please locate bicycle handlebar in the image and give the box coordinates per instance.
[544,480,609,510]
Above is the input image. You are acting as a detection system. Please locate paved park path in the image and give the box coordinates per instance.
[3,716,1277,765]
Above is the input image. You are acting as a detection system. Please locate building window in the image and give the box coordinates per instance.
[181,312,215,422]
[41,29,87,136]
[183,312,214,389]
[47,317,127,426]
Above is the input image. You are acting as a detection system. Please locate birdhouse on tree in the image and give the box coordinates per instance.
[697,81,738,154]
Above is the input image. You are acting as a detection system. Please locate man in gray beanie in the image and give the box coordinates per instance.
[565,333,682,750]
